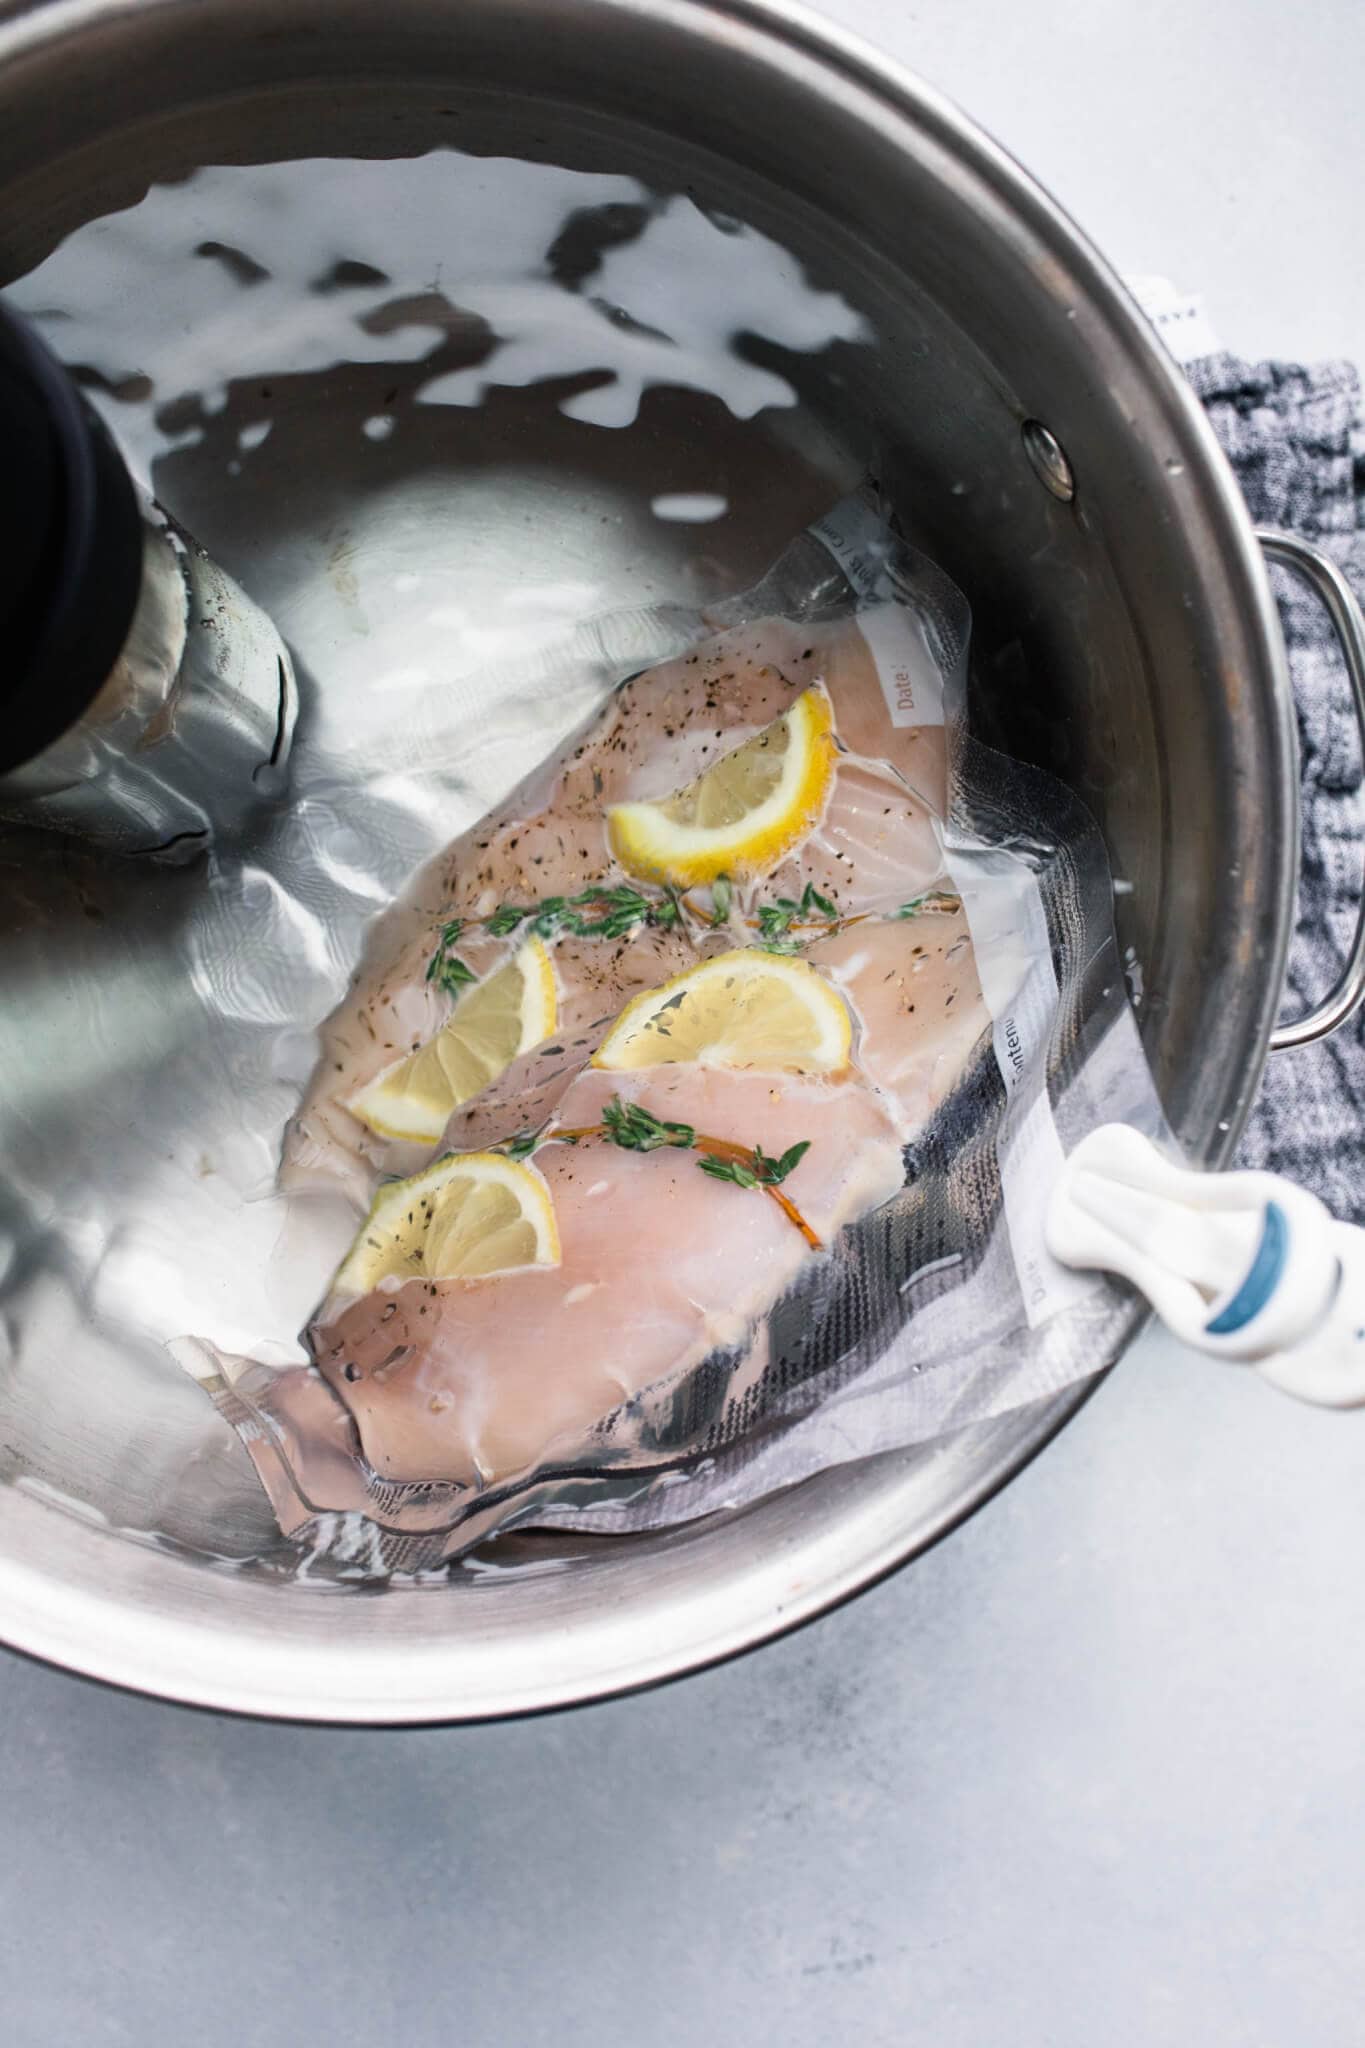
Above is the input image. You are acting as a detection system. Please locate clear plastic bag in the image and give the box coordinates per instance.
[178,489,1164,1568]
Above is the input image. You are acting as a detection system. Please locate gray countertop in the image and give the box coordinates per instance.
[5,5,1365,2043]
[7,1335,1364,2045]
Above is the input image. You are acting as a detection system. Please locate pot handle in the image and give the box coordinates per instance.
[1258,528,1365,1051]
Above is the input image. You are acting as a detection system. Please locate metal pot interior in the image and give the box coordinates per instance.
[0,0,1295,1718]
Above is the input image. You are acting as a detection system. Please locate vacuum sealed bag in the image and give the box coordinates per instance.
[177,490,1163,1567]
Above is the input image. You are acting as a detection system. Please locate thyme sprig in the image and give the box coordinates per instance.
[550,1094,821,1248]
[698,1139,810,1190]
[428,885,683,989]
[429,876,964,992]
[510,884,683,942]
[754,884,961,950]
[894,890,961,920]
[755,881,838,954]
[600,1096,695,1153]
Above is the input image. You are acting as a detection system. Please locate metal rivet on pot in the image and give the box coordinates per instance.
[1021,419,1076,502]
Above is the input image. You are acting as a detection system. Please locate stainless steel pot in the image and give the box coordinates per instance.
[0,0,1360,1721]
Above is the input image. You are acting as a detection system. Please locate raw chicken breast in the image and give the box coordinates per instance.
[285,604,951,1195]
[808,905,988,1130]
[445,903,989,1155]
[309,1063,906,1490]
[284,919,718,1194]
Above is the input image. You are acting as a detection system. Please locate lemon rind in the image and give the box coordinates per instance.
[605,685,837,887]
[347,936,558,1145]
[333,1149,561,1297]
[592,946,852,1075]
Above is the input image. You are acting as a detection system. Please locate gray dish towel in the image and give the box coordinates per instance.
[1189,354,1365,1219]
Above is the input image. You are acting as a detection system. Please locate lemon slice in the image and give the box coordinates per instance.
[349,937,557,1144]
[334,1151,560,1296]
[605,684,837,886]
[594,947,852,1073]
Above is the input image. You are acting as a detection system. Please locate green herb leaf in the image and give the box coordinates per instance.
[550,885,657,940]
[600,1095,696,1153]
[894,896,925,920]
[758,935,804,956]
[802,882,838,919]
[570,884,644,914]
[756,903,795,940]
[652,889,683,931]
[427,919,477,996]
[484,881,696,947]
[698,1154,759,1189]
[441,954,477,992]
[711,876,733,926]
[751,1139,811,1185]
[425,918,463,973]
